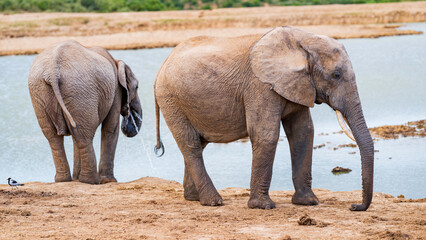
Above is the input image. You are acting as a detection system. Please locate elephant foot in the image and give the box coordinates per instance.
[78,172,100,185]
[292,189,319,205]
[248,194,276,209]
[72,168,81,181]
[100,176,117,184]
[55,172,72,182]
[199,190,223,206]
[184,187,200,201]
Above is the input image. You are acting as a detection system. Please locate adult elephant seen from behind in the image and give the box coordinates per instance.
[29,40,142,184]
[154,26,374,211]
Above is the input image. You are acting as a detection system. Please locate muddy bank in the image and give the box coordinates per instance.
[1,177,425,239]
[313,119,426,153]
[369,119,426,139]
[1,1,425,56]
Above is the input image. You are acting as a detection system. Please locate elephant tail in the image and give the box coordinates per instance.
[154,97,165,157]
[48,75,80,139]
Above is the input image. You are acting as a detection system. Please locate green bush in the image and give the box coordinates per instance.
[0,0,418,12]
[202,3,212,9]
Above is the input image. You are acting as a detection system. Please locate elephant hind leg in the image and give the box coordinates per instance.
[72,138,81,181]
[183,166,199,201]
[74,138,99,184]
[98,106,120,184]
[160,103,221,206]
[184,140,209,201]
[181,139,221,206]
[45,133,71,182]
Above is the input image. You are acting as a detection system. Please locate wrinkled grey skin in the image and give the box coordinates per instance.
[154,26,374,211]
[28,40,142,184]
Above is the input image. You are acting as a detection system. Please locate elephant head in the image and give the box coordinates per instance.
[250,26,374,211]
[117,60,142,137]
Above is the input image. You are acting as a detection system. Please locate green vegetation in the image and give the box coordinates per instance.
[0,0,419,12]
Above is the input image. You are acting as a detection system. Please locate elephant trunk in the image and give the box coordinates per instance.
[121,107,142,138]
[341,100,374,211]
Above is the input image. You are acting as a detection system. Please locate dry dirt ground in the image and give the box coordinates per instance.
[1,1,426,55]
[1,177,425,239]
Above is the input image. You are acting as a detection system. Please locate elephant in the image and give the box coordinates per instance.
[154,26,374,211]
[28,40,142,184]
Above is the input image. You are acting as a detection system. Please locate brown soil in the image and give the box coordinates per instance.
[1,1,425,56]
[1,177,425,239]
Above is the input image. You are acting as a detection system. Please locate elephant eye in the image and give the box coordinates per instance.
[333,70,341,79]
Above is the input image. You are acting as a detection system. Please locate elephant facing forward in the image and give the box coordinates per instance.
[29,40,142,184]
[154,26,374,211]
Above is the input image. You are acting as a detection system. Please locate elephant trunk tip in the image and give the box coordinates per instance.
[350,203,370,211]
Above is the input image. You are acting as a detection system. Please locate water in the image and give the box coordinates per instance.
[0,23,425,199]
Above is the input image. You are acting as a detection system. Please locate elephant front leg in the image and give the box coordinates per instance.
[282,108,318,205]
[98,114,120,184]
[47,135,72,182]
[246,110,282,209]
[248,136,279,210]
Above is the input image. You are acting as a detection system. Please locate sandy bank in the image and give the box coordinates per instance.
[1,177,425,239]
[1,1,425,56]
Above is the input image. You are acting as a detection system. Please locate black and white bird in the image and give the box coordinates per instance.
[7,178,24,190]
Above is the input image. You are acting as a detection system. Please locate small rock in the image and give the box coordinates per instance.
[20,210,31,216]
[332,166,352,175]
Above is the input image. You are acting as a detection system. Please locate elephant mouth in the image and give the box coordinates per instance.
[336,110,355,141]
[121,109,142,137]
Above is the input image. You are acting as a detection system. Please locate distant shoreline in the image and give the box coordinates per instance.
[1,2,425,56]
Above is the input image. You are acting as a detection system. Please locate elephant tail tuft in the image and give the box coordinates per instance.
[154,97,165,157]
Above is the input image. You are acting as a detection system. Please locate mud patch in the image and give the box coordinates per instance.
[333,143,357,150]
[0,209,31,216]
[298,214,317,226]
[313,144,326,150]
[331,166,352,175]
[0,190,57,198]
[370,120,426,139]
[393,198,426,203]
[378,230,410,240]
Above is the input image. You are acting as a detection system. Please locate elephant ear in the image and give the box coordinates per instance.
[250,26,315,108]
[117,60,130,116]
